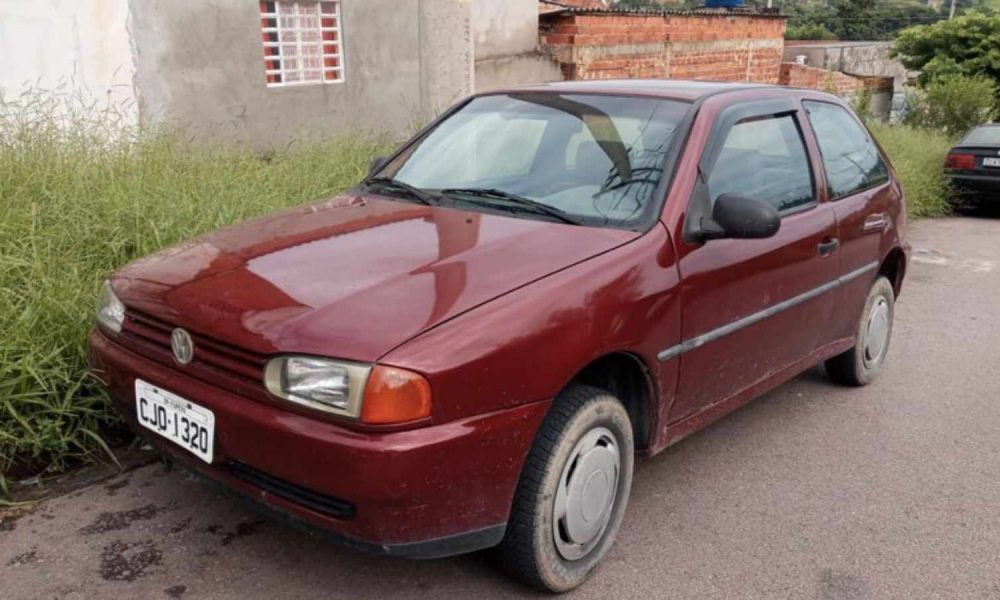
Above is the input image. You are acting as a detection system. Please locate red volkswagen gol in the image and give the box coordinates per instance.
[91,81,909,592]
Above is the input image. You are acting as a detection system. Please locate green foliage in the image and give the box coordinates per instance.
[785,23,838,41]
[903,74,998,134]
[893,12,1000,87]
[851,87,874,122]
[778,0,946,41]
[870,123,953,219]
[0,89,390,484]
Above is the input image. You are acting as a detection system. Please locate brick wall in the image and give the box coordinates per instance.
[540,11,787,83]
[778,63,894,95]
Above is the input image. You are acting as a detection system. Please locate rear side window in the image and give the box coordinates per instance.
[804,101,889,199]
[707,114,815,213]
[961,126,1000,146]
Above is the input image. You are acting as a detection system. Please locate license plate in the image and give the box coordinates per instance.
[983,157,1000,168]
[135,380,215,463]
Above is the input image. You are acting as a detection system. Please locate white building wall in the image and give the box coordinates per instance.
[471,0,562,92]
[471,0,538,59]
[0,0,136,121]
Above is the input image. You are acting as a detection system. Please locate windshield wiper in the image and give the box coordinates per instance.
[439,188,583,226]
[364,177,439,206]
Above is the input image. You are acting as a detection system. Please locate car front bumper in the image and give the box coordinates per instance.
[89,329,550,558]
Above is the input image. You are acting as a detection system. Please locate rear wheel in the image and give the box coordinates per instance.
[826,276,895,386]
[497,385,634,593]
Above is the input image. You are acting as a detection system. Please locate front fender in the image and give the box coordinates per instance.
[380,225,682,427]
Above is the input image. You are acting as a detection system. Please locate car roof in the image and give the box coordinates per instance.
[493,79,779,102]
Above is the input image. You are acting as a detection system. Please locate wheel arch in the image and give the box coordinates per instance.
[564,352,657,451]
[879,246,907,298]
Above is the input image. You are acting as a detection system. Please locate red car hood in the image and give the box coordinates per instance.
[113,194,638,362]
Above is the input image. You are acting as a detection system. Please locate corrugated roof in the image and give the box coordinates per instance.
[538,0,786,19]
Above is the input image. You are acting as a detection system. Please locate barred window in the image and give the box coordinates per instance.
[260,1,344,87]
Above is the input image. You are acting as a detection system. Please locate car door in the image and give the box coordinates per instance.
[666,98,841,424]
[802,100,894,342]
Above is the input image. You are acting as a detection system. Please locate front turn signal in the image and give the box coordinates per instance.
[360,366,432,425]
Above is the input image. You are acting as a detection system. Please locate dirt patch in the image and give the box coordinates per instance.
[80,504,160,535]
[105,478,131,496]
[99,540,162,582]
[0,516,18,533]
[203,519,267,546]
[222,520,265,546]
[0,505,33,534]
[7,550,39,566]
[169,517,192,534]
[5,445,157,504]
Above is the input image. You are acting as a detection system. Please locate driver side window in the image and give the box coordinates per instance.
[707,114,815,214]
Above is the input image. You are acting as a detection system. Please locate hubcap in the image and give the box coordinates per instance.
[863,296,890,368]
[553,427,621,561]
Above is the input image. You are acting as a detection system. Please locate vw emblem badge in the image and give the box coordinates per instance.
[171,328,195,365]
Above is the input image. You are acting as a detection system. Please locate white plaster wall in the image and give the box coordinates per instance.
[472,0,538,60]
[0,0,136,120]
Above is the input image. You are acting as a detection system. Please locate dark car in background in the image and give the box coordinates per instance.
[946,124,1000,206]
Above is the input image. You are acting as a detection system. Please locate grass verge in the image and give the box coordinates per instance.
[0,92,390,490]
[870,123,954,218]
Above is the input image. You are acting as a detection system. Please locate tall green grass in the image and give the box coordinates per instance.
[870,123,954,218]
[0,90,389,488]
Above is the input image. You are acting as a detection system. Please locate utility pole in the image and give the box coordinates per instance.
[950,0,957,19]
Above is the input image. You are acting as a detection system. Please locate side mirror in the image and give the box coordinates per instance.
[708,194,781,240]
[369,156,389,175]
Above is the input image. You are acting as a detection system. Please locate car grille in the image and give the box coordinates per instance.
[119,309,270,399]
[227,462,357,519]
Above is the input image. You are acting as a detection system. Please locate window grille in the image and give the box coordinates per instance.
[260,1,344,87]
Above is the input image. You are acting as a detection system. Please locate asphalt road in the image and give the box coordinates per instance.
[3,216,999,600]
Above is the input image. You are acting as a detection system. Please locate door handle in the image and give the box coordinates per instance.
[818,237,840,257]
[864,213,889,233]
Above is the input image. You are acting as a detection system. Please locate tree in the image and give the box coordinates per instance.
[831,0,880,40]
[785,23,838,40]
[903,75,998,133]
[892,12,1000,86]
[776,0,946,42]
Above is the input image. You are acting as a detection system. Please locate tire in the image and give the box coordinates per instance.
[826,275,895,386]
[497,384,634,593]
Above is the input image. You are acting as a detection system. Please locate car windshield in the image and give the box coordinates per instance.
[372,93,691,229]
[962,125,1000,145]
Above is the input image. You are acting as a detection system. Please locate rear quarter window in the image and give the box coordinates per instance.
[804,101,889,200]
[961,126,1000,146]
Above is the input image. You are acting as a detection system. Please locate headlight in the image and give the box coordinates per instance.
[265,357,372,418]
[97,280,125,334]
[264,357,432,424]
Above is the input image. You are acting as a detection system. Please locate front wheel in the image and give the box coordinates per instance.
[497,385,634,593]
[826,275,896,386]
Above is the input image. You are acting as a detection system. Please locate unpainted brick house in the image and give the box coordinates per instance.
[538,3,787,83]
[537,0,893,117]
